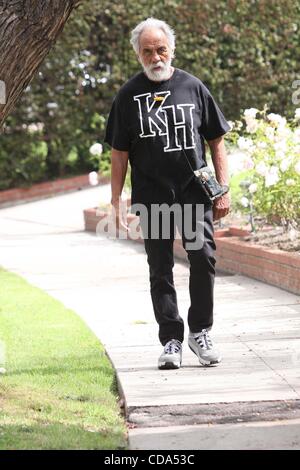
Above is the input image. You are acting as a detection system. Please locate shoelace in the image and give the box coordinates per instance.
[194,329,213,350]
[164,340,181,354]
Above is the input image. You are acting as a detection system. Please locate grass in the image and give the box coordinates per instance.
[0,267,127,450]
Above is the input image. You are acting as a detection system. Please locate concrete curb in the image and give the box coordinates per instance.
[0,174,110,208]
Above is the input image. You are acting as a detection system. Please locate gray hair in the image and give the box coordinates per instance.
[130,17,176,55]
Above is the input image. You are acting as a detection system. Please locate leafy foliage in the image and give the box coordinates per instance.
[227,107,300,226]
[1,0,300,189]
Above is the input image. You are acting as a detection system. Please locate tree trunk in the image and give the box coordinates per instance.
[0,0,82,128]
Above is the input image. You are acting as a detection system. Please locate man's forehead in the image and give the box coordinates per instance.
[139,28,169,48]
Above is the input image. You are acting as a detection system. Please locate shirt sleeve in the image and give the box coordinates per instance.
[199,83,231,141]
[104,94,130,151]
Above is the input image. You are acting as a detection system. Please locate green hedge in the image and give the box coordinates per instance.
[1,0,299,189]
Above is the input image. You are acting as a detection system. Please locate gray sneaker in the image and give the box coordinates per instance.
[158,339,182,370]
[188,329,221,366]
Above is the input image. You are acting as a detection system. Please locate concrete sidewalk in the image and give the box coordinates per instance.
[0,185,300,450]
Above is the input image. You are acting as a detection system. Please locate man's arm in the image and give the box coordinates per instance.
[111,147,129,204]
[207,136,230,221]
[111,147,129,231]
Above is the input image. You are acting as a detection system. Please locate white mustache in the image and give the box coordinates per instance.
[151,62,164,68]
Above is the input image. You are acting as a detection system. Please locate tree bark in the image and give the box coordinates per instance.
[0,0,82,128]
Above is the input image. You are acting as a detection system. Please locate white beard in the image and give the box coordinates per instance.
[141,58,173,82]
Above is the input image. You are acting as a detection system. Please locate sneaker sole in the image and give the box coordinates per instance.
[158,361,181,370]
[188,343,221,367]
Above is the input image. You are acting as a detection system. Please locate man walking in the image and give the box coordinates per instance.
[105,18,231,369]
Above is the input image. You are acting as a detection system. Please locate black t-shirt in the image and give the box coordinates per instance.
[104,67,230,207]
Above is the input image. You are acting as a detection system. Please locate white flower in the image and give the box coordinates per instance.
[294,161,300,175]
[249,183,258,193]
[242,155,255,170]
[237,136,254,151]
[294,128,300,144]
[280,158,291,172]
[89,143,103,157]
[241,196,249,207]
[295,108,300,120]
[88,171,99,186]
[28,123,38,133]
[228,151,248,175]
[246,119,259,134]
[0,368,6,374]
[244,109,259,134]
[276,124,291,139]
[256,161,268,177]
[244,108,259,119]
[276,150,286,161]
[267,113,286,127]
[265,126,275,140]
[27,122,44,133]
[228,150,254,174]
[227,120,235,131]
[274,140,287,153]
[257,141,267,149]
[267,113,280,123]
[47,102,58,110]
[286,178,295,186]
[265,166,279,187]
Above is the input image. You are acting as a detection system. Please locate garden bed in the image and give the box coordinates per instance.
[244,226,300,252]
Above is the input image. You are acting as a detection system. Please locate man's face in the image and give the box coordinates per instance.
[138,28,173,82]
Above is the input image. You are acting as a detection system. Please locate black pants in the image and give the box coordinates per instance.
[139,189,216,346]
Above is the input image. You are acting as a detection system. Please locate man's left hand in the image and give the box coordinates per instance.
[213,192,230,221]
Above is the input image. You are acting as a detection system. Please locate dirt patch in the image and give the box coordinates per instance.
[243,226,300,252]
[219,213,300,253]
[128,400,300,428]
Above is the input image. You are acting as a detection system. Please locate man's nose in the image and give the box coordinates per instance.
[152,51,161,62]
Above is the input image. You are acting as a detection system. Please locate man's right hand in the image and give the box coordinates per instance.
[111,198,129,233]
[110,148,129,233]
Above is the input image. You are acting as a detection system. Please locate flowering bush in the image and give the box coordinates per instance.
[227,107,300,227]
[89,143,103,157]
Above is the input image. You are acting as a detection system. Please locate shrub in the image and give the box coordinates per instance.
[227,107,300,227]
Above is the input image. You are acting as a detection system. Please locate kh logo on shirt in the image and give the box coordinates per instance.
[133,91,196,152]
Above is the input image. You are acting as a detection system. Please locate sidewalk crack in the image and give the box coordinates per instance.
[234,335,300,399]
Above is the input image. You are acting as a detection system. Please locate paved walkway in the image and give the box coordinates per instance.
[0,185,300,450]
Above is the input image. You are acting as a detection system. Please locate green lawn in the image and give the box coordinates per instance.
[0,267,127,450]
